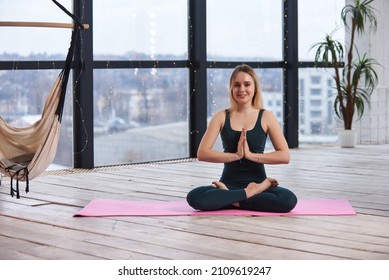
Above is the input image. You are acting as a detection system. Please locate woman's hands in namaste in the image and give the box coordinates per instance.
[236,128,256,162]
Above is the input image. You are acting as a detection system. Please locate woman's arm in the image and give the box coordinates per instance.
[197,110,243,163]
[244,110,290,164]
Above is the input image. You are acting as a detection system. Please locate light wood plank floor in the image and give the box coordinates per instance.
[1,145,388,260]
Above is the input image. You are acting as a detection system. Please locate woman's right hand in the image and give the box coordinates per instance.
[236,128,246,159]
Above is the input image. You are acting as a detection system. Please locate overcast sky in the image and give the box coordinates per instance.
[0,0,344,60]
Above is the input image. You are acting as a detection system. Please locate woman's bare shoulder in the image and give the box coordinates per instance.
[261,109,279,131]
[208,109,228,130]
[212,109,228,121]
[262,109,276,118]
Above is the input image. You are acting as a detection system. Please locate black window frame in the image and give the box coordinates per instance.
[0,0,303,169]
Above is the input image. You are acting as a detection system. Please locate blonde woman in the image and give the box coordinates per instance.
[187,64,297,212]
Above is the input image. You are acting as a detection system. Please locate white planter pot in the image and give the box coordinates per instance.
[338,129,357,148]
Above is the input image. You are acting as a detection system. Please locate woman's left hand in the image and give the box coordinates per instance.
[243,138,252,159]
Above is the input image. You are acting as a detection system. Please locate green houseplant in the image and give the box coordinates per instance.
[312,0,379,147]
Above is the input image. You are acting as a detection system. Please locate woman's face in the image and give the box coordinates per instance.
[231,71,256,106]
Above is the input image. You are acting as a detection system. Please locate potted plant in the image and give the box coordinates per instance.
[312,0,379,147]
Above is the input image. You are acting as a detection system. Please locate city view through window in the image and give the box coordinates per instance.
[0,0,344,168]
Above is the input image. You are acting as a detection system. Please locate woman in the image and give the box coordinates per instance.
[186,64,297,212]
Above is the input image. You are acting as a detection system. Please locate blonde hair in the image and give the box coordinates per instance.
[229,64,264,110]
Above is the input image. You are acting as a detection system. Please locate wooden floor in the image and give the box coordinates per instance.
[1,145,388,260]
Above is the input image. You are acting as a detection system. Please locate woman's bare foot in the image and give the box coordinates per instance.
[267,177,279,187]
[244,178,279,199]
[212,181,229,190]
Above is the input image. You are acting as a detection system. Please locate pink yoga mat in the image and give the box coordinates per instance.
[74,199,356,217]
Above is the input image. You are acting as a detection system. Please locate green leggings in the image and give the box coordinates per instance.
[186,185,297,213]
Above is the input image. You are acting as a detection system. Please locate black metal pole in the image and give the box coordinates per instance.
[188,0,207,158]
[283,0,299,148]
[73,0,94,168]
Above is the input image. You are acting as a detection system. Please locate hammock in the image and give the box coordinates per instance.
[0,1,85,198]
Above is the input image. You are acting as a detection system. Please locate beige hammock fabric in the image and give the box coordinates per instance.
[0,77,62,197]
[0,27,79,198]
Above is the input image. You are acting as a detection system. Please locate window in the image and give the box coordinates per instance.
[93,0,187,60]
[298,0,344,145]
[0,0,72,60]
[299,69,337,145]
[310,88,322,96]
[0,0,74,169]
[93,68,189,166]
[207,0,282,61]
[298,0,345,60]
[0,70,73,168]
[0,1,349,168]
[310,111,322,118]
[300,79,305,97]
[300,100,305,113]
[91,0,189,165]
[310,76,321,84]
[310,122,322,135]
[310,100,322,106]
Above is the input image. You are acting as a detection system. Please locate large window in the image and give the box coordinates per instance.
[93,0,189,165]
[299,68,338,144]
[298,0,344,145]
[0,0,347,169]
[93,68,188,165]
